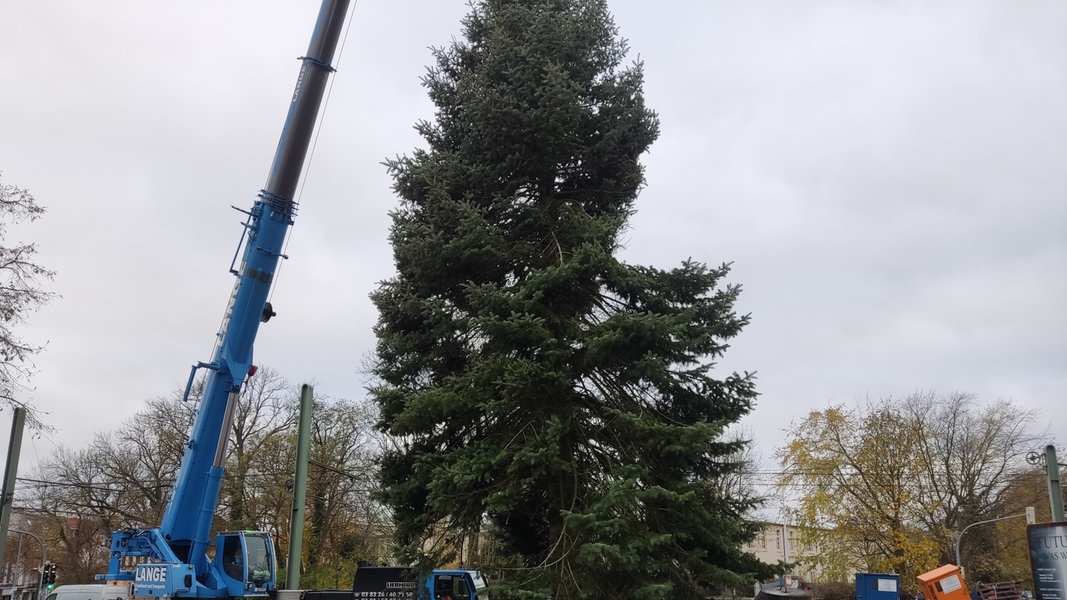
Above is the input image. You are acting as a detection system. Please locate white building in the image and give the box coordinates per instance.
[745,522,827,583]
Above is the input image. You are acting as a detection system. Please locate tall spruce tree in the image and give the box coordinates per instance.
[370,1,767,598]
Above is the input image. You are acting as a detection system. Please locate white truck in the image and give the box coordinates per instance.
[43,585,130,600]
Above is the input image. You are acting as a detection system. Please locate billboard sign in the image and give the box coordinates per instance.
[1029,522,1067,600]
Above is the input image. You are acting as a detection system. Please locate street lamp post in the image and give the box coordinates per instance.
[955,513,1026,582]
[9,530,47,600]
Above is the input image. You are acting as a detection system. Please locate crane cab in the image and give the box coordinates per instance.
[215,532,277,597]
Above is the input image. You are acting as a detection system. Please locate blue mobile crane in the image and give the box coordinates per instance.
[98,1,352,597]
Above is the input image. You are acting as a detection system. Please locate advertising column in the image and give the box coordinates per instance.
[1029,523,1067,600]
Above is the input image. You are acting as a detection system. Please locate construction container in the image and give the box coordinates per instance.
[857,573,901,600]
[917,565,970,600]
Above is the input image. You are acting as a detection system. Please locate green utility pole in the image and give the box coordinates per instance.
[285,385,314,589]
[0,407,27,574]
[1046,445,1065,522]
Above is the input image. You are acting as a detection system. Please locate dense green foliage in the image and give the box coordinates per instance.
[370,1,766,597]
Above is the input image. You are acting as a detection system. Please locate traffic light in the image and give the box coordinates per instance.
[42,562,57,589]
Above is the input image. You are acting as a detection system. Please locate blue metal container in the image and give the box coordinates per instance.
[857,573,901,600]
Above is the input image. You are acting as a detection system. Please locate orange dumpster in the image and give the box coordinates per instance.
[917,565,970,600]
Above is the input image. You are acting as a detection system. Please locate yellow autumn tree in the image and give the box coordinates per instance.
[780,399,941,583]
[779,392,1044,586]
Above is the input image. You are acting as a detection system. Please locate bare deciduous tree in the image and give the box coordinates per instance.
[218,366,299,529]
[904,392,1043,581]
[28,369,388,588]
[35,394,195,530]
[0,174,55,426]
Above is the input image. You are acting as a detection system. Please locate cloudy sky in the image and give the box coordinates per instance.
[0,1,1064,482]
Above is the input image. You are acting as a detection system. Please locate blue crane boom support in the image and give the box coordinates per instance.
[101,1,352,597]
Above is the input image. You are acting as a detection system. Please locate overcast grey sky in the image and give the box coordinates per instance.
[1,1,1064,481]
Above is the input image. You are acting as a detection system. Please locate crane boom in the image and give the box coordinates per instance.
[101,1,352,597]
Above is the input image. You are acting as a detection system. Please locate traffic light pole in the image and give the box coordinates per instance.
[43,562,56,592]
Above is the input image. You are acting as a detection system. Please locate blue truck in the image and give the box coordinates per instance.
[298,567,489,600]
[97,1,353,598]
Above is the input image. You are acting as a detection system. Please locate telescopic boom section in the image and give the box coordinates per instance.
[162,0,350,557]
[105,0,350,592]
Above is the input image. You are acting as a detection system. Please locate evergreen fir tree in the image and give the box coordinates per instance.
[370,1,768,597]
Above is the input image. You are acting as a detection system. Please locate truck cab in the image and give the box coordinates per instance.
[430,570,488,600]
[215,532,276,597]
[466,571,490,599]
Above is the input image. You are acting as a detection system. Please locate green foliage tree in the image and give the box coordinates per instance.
[370,1,765,597]
[0,174,55,426]
[301,397,391,587]
[994,467,1053,589]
